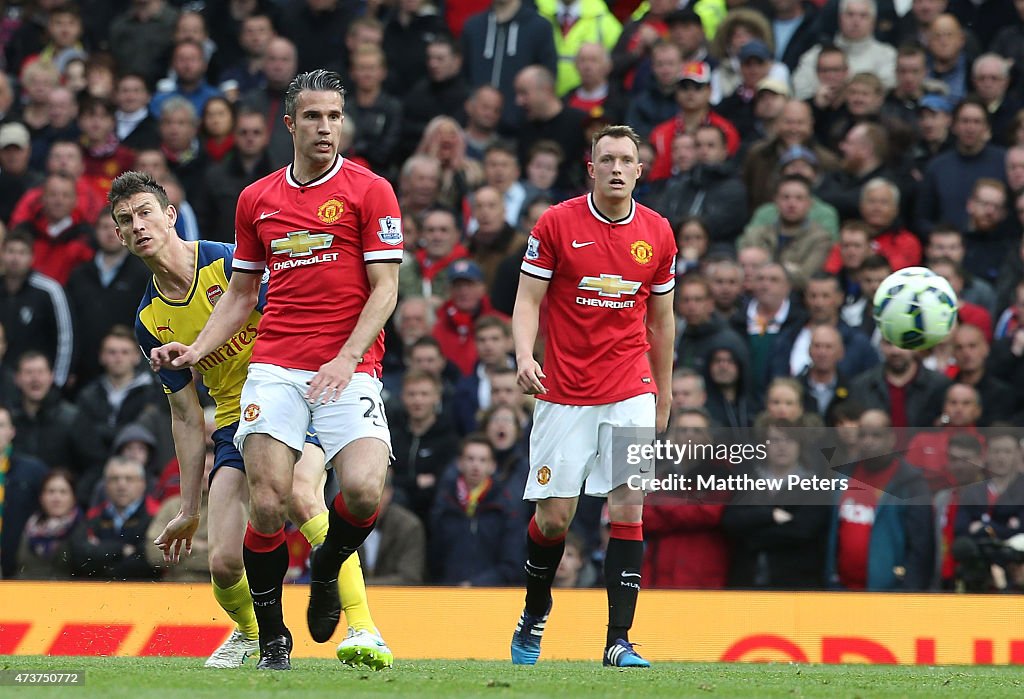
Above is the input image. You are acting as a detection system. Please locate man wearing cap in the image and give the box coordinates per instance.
[432,259,509,377]
[742,98,839,208]
[648,61,739,181]
[0,122,39,223]
[717,41,787,141]
[747,144,841,235]
[910,94,954,178]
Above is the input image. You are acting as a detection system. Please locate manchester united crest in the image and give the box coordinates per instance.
[537,465,551,485]
[243,404,261,421]
[317,198,344,224]
[630,240,653,265]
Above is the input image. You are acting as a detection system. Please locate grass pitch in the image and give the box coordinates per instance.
[2,656,1021,699]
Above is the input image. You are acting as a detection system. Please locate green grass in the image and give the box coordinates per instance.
[1,657,1021,699]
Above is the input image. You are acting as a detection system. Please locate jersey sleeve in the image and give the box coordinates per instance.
[223,244,268,312]
[651,217,677,296]
[359,177,404,264]
[135,317,192,394]
[231,187,266,273]
[520,208,556,280]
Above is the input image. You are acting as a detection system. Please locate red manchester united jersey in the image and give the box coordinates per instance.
[232,156,403,374]
[521,194,676,406]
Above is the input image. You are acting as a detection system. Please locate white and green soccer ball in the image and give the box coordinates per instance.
[872,267,958,351]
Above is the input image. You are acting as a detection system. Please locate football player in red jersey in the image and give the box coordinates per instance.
[510,124,677,668]
[150,70,402,670]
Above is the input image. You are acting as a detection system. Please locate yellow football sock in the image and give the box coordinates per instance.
[299,511,376,633]
[212,573,259,640]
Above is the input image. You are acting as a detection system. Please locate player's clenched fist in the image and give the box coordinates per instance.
[516,358,547,395]
[151,342,202,370]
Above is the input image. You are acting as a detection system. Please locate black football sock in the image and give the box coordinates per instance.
[524,516,565,617]
[242,524,289,639]
[605,522,644,648]
[317,492,378,575]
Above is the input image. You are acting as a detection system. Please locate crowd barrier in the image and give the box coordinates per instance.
[1,583,1022,664]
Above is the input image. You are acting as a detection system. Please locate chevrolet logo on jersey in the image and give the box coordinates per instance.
[578,274,642,298]
[271,231,334,257]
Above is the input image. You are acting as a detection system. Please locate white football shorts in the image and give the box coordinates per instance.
[524,392,655,500]
[234,363,392,463]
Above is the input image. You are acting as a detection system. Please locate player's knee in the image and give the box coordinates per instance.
[535,508,572,538]
[209,549,244,586]
[287,485,322,524]
[340,485,381,521]
[249,483,289,520]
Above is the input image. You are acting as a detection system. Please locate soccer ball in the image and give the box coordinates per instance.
[872,267,958,350]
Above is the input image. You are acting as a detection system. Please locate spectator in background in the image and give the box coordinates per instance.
[674,217,711,276]
[928,257,993,341]
[399,208,468,302]
[12,173,93,286]
[792,0,897,100]
[610,0,679,94]
[925,227,997,315]
[70,456,159,581]
[743,100,839,210]
[818,122,895,221]
[480,402,530,491]
[18,60,60,166]
[12,140,106,228]
[514,65,588,192]
[538,0,621,97]
[463,85,503,161]
[490,196,553,316]
[401,35,469,162]
[925,14,969,103]
[564,42,626,125]
[0,404,47,579]
[109,0,179,85]
[905,383,984,488]
[78,97,136,195]
[739,175,832,289]
[279,0,352,75]
[971,54,1018,146]
[705,256,746,319]
[151,40,222,118]
[157,97,208,204]
[553,530,598,588]
[848,338,951,427]
[406,336,463,418]
[430,434,526,585]
[826,409,934,591]
[830,222,871,312]
[798,325,853,419]
[848,254,892,341]
[656,124,748,242]
[417,118,484,213]
[0,231,73,389]
[359,472,426,585]
[703,343,756,433]
[855,178,922,270]
[642,408,731,588]
[382,0,446,97]
[241,36,299,169]
[771,0,819,71]
[962,178,1015,285]
[199,97,235,163]
[722,419,830,588]
[199,108,274,244]
[398,154,442,219]
[779,272,879,379]
[950,322,1015,425]
[0,123,38,224]
[40,86,80,159]
[345,45,402,175]
[916,97,1007,236]
[454,317,516,434]
[649,61,740,182]
[708,10,789,106]
[932,432,985,589]
[10,352,105,484]
[218,13,275,97]
[625,40,685,138]
[461,0,557,133]
[15,468,79,580]
[391,370,462,524]
[75,326,163,453]
[477,141,527,229]
[468,186,527,289]
[675,274,750,375]
[671,368,708,413]
[113,73,161,152]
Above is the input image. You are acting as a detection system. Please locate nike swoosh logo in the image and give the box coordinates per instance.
[259,209,281,220]
[620,572,641,578]
[572,240,596,248]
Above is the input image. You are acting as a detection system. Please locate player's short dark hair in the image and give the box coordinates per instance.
[474,315,510,338]
[108,171,171,218]
[591,124,642,158]
[460,432,495,460]
[284,69,346,121]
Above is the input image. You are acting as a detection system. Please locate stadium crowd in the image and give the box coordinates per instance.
[0,0,1023,594]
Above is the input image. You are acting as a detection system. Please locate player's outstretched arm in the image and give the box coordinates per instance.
[154,385,206,563]
[151,270,262,370]
[306,261,400,404]
[512,273,550,395]
[646,290,675,433]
